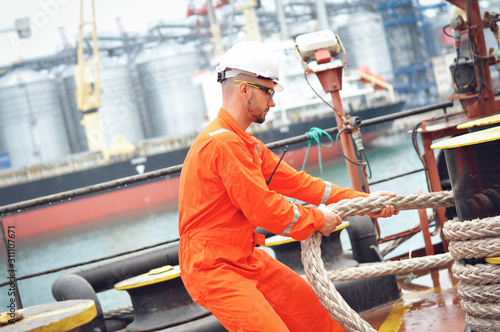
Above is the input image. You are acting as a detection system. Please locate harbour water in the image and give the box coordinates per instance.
[0,131,443,312]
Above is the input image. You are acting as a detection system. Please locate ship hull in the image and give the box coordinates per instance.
[1,101,405,239]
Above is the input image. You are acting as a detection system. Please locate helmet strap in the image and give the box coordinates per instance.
[217,71,225,83]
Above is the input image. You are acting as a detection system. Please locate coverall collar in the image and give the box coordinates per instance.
[218,108,257,146]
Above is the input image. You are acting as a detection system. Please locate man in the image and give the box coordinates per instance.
[178,41,397,331]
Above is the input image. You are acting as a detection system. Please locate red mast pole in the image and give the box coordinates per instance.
[314,67,369,193]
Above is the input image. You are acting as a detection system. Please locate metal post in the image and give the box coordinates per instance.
[0,217,23,309]
[330,90,367,192]
[417,208,435,256]
[315,66,369,193]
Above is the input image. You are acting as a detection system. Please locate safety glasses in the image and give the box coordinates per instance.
[234,80,275,100]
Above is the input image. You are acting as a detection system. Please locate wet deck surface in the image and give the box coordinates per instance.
[360,266,466,332]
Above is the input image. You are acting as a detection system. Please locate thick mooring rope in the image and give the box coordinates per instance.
[327,252,454,282]
[301,191,457,332]
[103,304,134,319]
[302,191,500,332]
[444,216,500,332]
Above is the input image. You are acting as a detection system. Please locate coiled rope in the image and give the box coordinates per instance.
[301,191,460,332]
[444,216,500,332]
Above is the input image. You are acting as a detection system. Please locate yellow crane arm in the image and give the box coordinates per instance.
[75,0,108,159]
[75,0,101,112]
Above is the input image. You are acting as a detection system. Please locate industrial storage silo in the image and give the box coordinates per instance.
[135,43,207,139]
[0,69,71,168]
[60,68,89,153]
[61,57,145,151]
[336,12,394,81]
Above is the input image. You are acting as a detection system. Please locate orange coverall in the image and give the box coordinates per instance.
[179,109,368,331]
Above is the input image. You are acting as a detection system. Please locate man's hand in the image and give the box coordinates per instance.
[318,204,342,236]
[367,191,399,218]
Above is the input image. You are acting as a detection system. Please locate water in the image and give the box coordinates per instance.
[0,132,443,311]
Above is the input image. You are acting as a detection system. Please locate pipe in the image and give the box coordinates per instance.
[266,101,454,150]
[359,101,454,129]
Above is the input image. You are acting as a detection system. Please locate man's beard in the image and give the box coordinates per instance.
[247,93,267,124]
[254,115,266,124]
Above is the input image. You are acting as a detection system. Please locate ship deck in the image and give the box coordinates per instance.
[360,263,465,331]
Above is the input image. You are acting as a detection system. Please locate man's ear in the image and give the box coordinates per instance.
[238,82,249,98]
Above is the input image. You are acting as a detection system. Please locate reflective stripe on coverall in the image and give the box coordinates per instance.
[179,108,369,331]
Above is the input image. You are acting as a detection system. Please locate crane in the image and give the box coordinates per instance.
[234,0,261,42]
[75,0,108,159]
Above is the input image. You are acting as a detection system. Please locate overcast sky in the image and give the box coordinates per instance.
[0,0,470,67]
[0,0,190,66]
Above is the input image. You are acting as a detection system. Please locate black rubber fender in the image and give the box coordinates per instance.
[51,273,107,332]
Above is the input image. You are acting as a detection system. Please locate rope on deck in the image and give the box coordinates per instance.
[103,305,134,319]
[301,191,456,332]
[327,252,454,282]
[444,216,500,332]
[302,191,500,332]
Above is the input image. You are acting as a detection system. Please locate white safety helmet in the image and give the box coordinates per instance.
[216,41,283,92]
